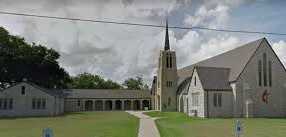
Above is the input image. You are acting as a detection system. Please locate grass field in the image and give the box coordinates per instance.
[0,112,139,137]
[145,111,286,137]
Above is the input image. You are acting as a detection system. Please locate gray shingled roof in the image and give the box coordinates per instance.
[196,66,232,91]
[178,38,265,82]
[64,89,151,99]
[0,82,64,97]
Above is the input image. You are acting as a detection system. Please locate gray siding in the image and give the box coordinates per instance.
[207,91,233,117]
[0,83,63,117]
[236,40,286,117]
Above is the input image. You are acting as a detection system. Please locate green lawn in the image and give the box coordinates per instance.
[145,111,286,137]
[0,112,139,137]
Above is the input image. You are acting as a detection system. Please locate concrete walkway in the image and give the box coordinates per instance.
[127,111,160,137]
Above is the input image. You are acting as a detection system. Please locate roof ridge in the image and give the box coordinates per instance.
[196,66,231,70]
[179,38,265,71]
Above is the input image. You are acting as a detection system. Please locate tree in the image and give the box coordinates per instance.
[123,76,149,90]
[0,27,70,89]
[70,73,122,89]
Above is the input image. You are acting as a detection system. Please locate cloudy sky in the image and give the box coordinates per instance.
[0,0,286,85]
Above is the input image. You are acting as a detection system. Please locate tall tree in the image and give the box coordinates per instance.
[123,76,149,90]
[70,73,122,89]
[0,27,70,89]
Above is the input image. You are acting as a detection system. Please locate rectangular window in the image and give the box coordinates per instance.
[42,98,46,109]
[269,61,272,87]
[0,98,2,109]
[214,93,222,107]
[218,93,222,107]
[37,99,41,109]
[3,99,7,110]
[77,100,81,106]
[32,98,36,109]
[258,60,262,86]
[263,53,267,86]
[21,86,26,95]
[192,93,199,106]
[166,81,172,87]
[9,98,13,110]
[213,93,217,107]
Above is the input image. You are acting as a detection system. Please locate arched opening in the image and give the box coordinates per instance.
[105,100,112,111]
[94,100,103,111]
[124,100,132,110]
[142,100,150,110]
[133,100,140,110]
[85,100,93,111]
[115,100,122,110]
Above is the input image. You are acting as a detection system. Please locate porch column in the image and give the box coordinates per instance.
[139,100,143,110]
[121,100,125,110]
[112,100,115,110]
[131,100,134,110]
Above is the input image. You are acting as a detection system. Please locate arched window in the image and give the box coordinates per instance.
[194,76,197,86]
[166,54,169,68]
[263,53,267,86]
[268,61,272,87]
[258,60,262,86]
[170,55,172,68]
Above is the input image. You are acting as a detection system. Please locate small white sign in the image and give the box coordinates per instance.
[235,120,242,137]
[42,128,54,137]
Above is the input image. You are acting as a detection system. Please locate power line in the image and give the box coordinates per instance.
[0,11,286,36]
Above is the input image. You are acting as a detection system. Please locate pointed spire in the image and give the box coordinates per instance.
[164,19,170,50]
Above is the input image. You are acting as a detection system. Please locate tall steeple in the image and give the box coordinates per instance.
[164,19,170,50]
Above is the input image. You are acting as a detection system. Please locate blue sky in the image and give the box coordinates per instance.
[0,0,285,84]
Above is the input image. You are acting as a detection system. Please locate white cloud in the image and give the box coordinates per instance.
[273,40,286,66]
[0,0,280,86]
[184,4,230,28]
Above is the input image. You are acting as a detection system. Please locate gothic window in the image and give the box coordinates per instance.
[166,54,169,68]
[258,60,262,86]
[268,61,272,87]
[21,86,26,95]
[194,76,197,86]
[170,55,173,68]
[263,53,267,86]
[0,98,2,109]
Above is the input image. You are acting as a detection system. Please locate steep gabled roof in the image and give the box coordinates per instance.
[196,66,232,91]
[0,82,63,97]
[178,38,265,82]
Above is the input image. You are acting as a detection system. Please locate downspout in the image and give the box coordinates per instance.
[206,90,209,118]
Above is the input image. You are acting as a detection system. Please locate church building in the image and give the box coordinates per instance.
[152,22,286,117]
[1,21,286,118]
